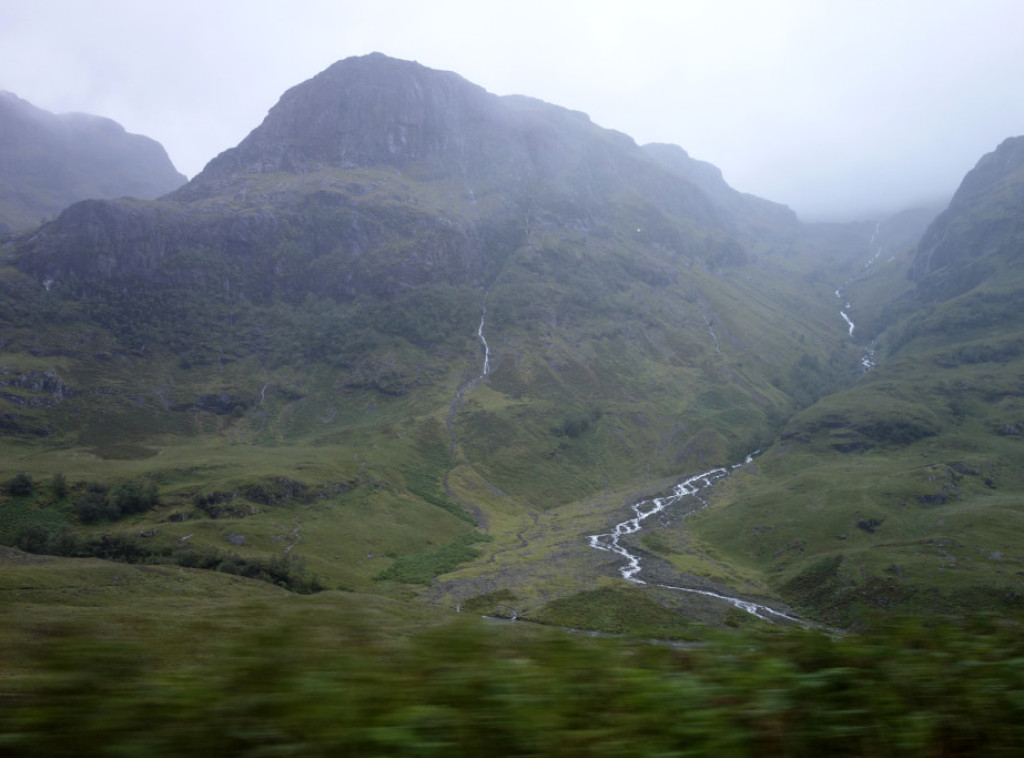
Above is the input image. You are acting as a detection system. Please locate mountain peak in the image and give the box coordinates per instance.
[172,53,495,198]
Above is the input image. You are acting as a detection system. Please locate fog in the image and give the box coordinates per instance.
[2,0,1022,220]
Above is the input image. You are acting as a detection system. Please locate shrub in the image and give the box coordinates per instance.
[8,472,34,496]
[76,486,117,524]
[51,472,68,499]
[112,480,159,515]
[15,524,50,553]
[75,480,159,523]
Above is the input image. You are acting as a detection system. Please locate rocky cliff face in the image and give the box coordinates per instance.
[0,91,186,233]
[172,53,499,192]
[172,53,725,230]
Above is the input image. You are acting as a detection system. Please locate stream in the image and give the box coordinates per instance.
[834,222,887,371]
[460,272,799,625]
[835,287,877,371]
[476,290,491,378]
[587,459,801,624]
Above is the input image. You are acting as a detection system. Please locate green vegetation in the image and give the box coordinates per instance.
[13,526,324,594]
[375,532,493,585]
[4,63,1024,756]
[7,471,34,495]
[75,479,160,523]
[2,77,1024,680]
[533,586,704,639]
[2,597,1023,756]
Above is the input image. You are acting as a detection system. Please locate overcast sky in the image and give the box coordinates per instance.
[1,0,1022,220]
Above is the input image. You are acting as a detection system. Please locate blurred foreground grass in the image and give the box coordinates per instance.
[3,560,1024,757]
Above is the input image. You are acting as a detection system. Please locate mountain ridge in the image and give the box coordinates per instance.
[911,135,1024,294]
[0,90,186,233]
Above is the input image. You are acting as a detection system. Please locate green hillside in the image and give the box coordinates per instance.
[1,55,1022,648]
[694,137,1024,626]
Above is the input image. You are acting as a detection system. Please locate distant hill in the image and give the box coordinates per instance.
[0,91,185,233]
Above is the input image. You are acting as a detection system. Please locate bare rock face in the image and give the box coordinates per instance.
[171,53,722,228]
[174,53,499,189]
[0,91,186,232]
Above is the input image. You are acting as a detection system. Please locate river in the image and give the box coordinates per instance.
[587,459,802,624]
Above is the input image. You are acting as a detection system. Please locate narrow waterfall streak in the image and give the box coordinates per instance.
[475,289,492,378]
[477,314,490,376]
[704,317,721,354]
[864,221,882,270]
[837,285,875,368]
[840,309,855,336]
[836,288,855,336]
[446,289,495,449]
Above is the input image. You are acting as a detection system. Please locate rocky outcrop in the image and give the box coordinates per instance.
[172,54,725,232]
[171,53,501,193]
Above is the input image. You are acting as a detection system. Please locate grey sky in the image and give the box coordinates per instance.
[1,0,1022,220]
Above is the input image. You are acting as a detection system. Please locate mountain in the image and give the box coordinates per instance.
[694,134,1024,624]
[2,53,1021,635]
[25,54,734,298]
[910,136,1024,297]
[641,141,801,251]
[0,91,186,233]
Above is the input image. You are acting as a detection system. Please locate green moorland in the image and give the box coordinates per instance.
[5,173,1022,636]
[3,152,1022,645]
[0,151,866,624]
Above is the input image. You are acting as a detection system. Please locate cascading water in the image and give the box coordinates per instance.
[836,289,876,369]
[587,458,801,624]
[476,292,491,378]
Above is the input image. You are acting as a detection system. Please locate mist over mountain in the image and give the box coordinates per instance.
[0,91,186,233]
[911,136,1024,294]
[21,54,750,301]
[2,52,1023,642]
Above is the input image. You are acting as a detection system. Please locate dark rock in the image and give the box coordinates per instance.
[856,518,883,533]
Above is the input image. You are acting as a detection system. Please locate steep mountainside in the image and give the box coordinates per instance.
[695,136,1024,624]
[0,91,185,233]
[4,53,1015,632]
[910,136,1024,297]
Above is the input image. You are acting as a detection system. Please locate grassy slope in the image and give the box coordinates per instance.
[8,156,984,635]
[692,255,1024,626]
[0,191,865,632]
